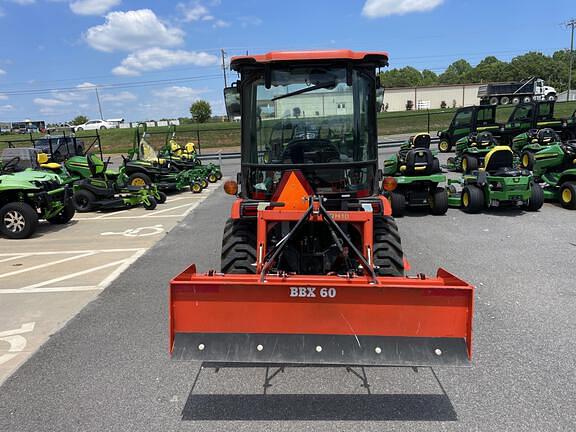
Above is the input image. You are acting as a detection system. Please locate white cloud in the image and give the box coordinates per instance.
[0,104,14,111]
[212,19,229,28]
[0,93,7,100]
[112,48,218,76]
[33,98,72,107]
[85,9,184,52]
[362,0,443,17]
[76,81,97,89]
[152,86,207,99]
[7,0,36,5]
[177,2,210,22]
[100,91,137,102]
[238,16,262,27]
[0,68,6,75]
[70,0,121,16]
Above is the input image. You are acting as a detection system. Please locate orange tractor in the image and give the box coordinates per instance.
[170,50,474,367]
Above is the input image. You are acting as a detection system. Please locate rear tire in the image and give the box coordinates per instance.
[200,179,209,189]
[73,189,96,212]
[0,202,39,239]
[373,216,404,277]
[47,200,76,224]
[512,97,520,105]
[128,172,152,187]
[208,173,218,183]
[520,151,535,170]
[525,182,544,211]
[429,187,449,215]
[523,96,532,103]
[461,185,484,213]
[489,97,499,105]
[500,96,510,105]
[462,155,478,173]
[191,182,202,193]
[389,191,405,217]
[221,218,257,274]
[559,182,576,209]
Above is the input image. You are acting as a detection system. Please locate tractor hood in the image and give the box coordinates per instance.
[0,169,63,191]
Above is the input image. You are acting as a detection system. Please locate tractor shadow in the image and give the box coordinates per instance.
[181,364,457,422]
[32,219,80,237]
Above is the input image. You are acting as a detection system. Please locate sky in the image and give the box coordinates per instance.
[0,0,574,123]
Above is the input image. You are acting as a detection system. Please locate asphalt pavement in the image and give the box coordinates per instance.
[1,156,576,431]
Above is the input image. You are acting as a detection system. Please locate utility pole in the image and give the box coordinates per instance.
[95,87,104,120]
[220,49,228,88]
[567,19,576,102]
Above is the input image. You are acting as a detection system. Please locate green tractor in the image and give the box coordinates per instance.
[123,125,205,193]
[161,128,223,183]
[530,139,576,209]
[447,131,497,173]
[0,149,75,239]
[447,146,543,213]
[382,133,448,216]
[511,128,559,170]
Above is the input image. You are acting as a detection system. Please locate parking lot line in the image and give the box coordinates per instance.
[137,202,193,217]
[0,248,143,256]
[0,255,28,264]
[0,252,96,279]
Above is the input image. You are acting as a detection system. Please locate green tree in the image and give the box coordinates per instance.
[190,100,212,123]
[420,69,438,86]
[71,115,88,125]
[438,59,473,84]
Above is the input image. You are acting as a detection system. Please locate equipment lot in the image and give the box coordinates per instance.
[0,183,219,383]
[1,154,575,431]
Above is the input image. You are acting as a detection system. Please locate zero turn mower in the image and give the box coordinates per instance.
[447,146,543,213]
[382,133,448,216]
[169,50,474,368]
[447,131,497,173]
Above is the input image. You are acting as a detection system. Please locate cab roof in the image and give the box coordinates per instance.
[230,49,389,71]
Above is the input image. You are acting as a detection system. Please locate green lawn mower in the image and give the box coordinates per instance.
[511,128,559,170]
[0,148,75,239]
[124,126,204,193]
[382,133,448,216]
[531,139,576,209]
[161,129,223,183]
[447,146,543,213]
[447,131,497,173]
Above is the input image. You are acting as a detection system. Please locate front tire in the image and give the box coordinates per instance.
[462,155,478,173]
[0,202,39,239]
[438,139,451,153]
[373,216,404,277]
[429,187,449,215]
[191,182,202,193]
[221,219,257,274]
[520,151,535,170]
[157,191,167,204]
[47,200,76,224]
[559,182,576,209]
[143,196,157,210]
[461,185,484,213]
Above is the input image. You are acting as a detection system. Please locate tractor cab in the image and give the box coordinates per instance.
[226,50,387,207]
[437,105,499,152]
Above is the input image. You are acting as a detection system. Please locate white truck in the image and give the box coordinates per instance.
[478,77,556,106]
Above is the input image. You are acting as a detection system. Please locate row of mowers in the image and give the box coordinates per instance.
[382,126,576,216]
[382,132,544,215]
[0,125,222,239]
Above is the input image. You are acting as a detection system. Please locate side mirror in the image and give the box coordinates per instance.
[224,84,241,118]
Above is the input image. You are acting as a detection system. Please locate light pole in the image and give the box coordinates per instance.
[567,19,576,102]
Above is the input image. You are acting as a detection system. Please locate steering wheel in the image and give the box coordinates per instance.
[281,139,341,164]
[1,156,21,172]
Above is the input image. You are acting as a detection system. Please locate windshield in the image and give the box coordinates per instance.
[242,66,376,198]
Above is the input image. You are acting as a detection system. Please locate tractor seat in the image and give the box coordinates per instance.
[40,162,62,170]
[410,133,431,149]
[399,148,440,175]
[537,128,559,145]
[482,146,520,176]
[476,131,496,148]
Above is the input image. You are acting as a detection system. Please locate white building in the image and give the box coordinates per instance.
[380,83,482,112]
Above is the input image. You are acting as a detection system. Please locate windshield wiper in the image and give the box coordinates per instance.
[272,81,336,102]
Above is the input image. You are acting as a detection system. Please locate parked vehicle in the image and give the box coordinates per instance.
[478,77,556,106]
[74,119,113,131]
[437,105,499,152]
